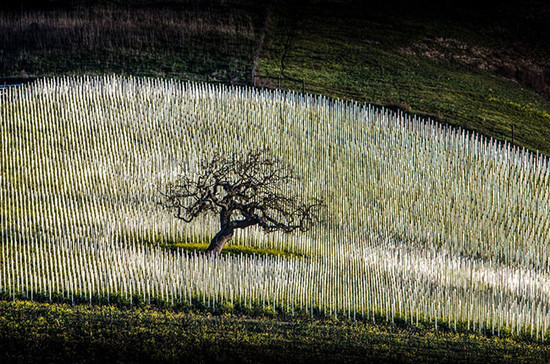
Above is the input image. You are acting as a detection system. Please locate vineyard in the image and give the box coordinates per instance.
[1,76,549,340]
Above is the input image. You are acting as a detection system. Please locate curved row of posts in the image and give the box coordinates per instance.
[1,76,549,339]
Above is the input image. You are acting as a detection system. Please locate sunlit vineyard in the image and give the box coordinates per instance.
[1,76,549,340]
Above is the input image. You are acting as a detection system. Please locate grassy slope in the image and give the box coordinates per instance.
[2,1,550,361]
[0,0,264,83]
[258,0,550,155]
[1,300,548,363]
[2,1,550,154]
[154,241,300,258]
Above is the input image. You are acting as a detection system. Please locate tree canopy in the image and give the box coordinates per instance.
[160,149,323,254]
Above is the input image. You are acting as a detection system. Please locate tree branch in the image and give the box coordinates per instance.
[159,148,324,250]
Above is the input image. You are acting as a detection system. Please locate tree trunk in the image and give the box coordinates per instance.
[206,225,234,255]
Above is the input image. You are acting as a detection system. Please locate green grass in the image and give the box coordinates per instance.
[157,241,301,258]
[0,2,262,83]
[7,49,251,82]
[1,300,548,363]
[119,232,302,258]
[259,1,550,155]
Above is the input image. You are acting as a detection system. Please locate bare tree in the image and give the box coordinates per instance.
[160,149,324,255]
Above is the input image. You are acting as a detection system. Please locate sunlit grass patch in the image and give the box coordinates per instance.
[157,241,301,258]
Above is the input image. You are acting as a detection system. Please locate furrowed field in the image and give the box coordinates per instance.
[1,76,550,340]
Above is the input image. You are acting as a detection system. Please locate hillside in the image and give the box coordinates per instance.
[2,301,548,363]
[2,75,550,362]
[2,1,550,362]
[258,0,550,154]
[1,0,550,154]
